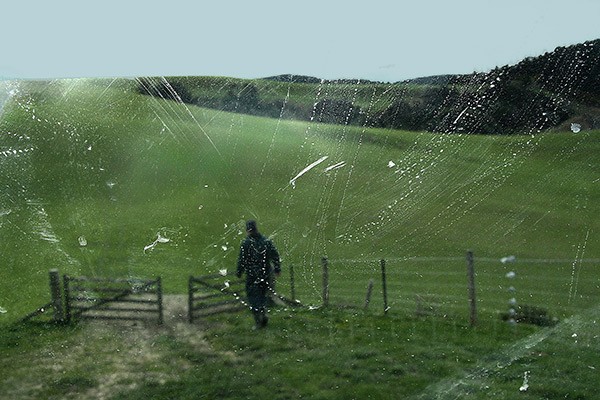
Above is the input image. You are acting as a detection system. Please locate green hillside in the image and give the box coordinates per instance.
[139,39,600,135]
[0,79,599,325]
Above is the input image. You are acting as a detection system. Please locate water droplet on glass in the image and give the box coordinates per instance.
[519,371,530,392]
[157,234,170,243]
[144,232,170,253]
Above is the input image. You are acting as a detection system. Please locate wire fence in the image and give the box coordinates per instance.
[20,254,598,327]
[276,254,600,322]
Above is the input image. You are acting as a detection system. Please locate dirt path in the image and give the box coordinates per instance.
[82,294,232,400]
[5,295,234,400]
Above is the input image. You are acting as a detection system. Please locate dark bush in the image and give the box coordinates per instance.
[136,77,194,104]
[501,304,558,327]
[314,99,363,125]
[373,101,432,131]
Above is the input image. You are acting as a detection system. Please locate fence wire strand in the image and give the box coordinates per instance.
[282,255,599,320]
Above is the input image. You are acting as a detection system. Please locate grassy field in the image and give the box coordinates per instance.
[1,78,597,320]
[1,303,598,399]
[0,78,598,398]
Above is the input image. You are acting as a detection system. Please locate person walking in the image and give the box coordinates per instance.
[236,220,281,330]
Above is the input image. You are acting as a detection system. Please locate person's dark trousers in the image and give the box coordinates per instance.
[247,283,268,329]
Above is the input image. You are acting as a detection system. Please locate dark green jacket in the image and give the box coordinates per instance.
[236,232,281,285]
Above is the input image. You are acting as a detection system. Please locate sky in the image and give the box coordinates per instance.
[1,0,599,82]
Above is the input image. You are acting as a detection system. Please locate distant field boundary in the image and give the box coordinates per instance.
[18,250,597,328]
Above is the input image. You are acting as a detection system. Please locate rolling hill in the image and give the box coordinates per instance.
[138,39,600,135]
[0,78,598,324]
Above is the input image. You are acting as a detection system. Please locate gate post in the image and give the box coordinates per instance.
[188,276,194,323]
[322,257,329,307]
[466,250,477,327]
[290,264,295,302]
[63,275,71,323]
[48,269,63,322]
[157,276,163,325]
[364,279,374,309]
[381,259,388,314]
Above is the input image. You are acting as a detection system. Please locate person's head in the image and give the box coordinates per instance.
[246,220,258,234]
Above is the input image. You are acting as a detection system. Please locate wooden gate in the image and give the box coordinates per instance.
[188,272,246,323]
[63,275,163,324]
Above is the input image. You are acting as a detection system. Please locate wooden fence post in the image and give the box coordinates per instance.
[63,274,71,323]
[290,264,295,302]
[322,257,329,307]
[381,259,388,314]
[466,250,477,327]
[364,279,374,309]
[157,276,163,325]
[188,275,194,323]
[48,269,63,322]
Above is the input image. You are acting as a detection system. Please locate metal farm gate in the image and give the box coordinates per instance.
[188,272,246,323]
[63,275,163,324]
